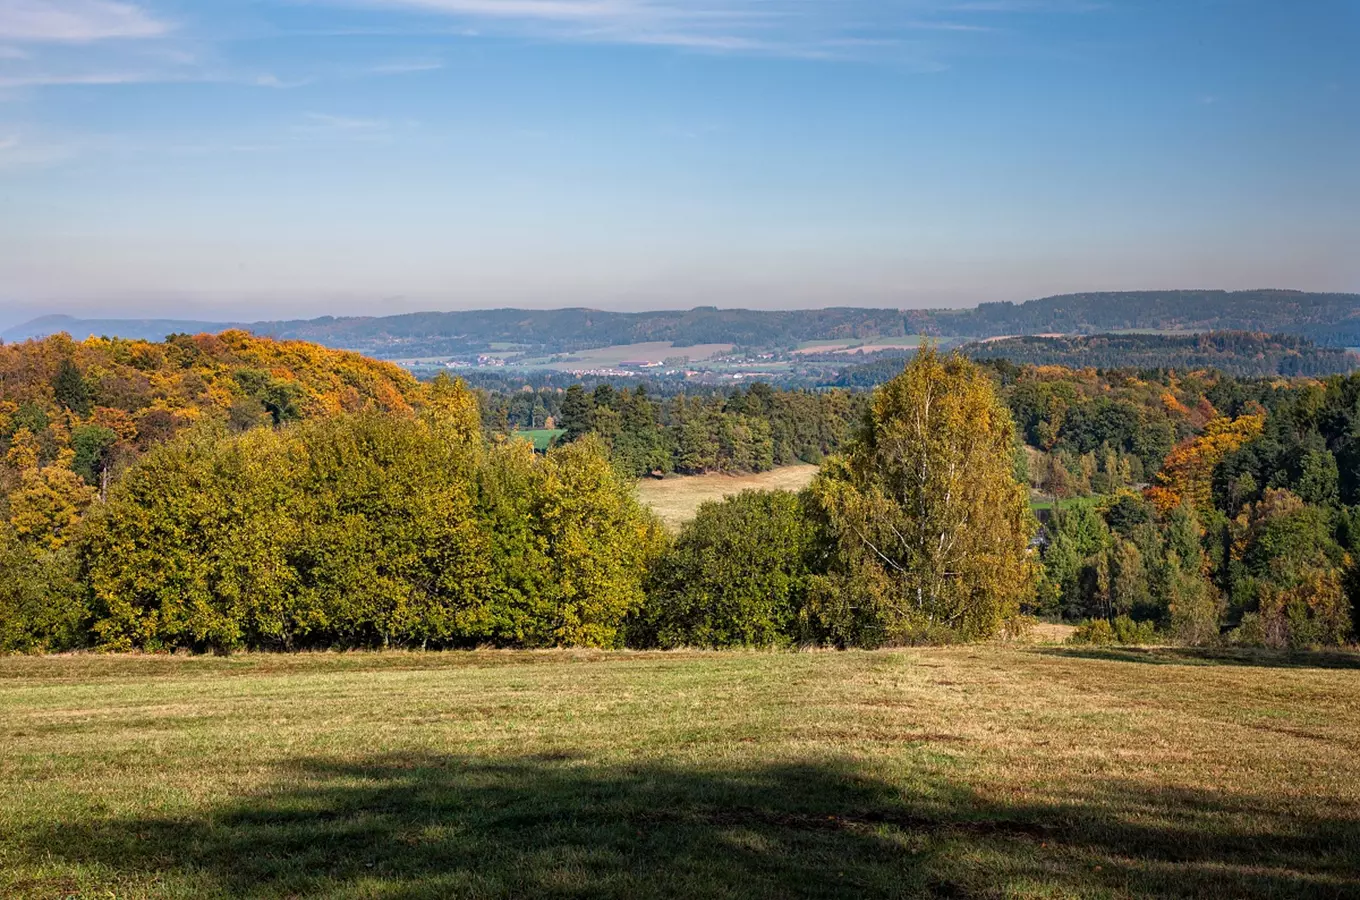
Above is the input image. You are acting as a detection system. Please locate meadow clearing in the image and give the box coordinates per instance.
[1,645,1357,899]
[634,465,820,530]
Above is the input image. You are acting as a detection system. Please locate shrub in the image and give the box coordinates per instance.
[0,526,87,653]
[1069,618,1115,645]
[1111,615,1158,645]
[635,490,813,648]
[1069,615,1158,646]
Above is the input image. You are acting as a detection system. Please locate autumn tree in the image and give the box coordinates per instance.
[1146,414,1265,515]
[422,372,482,448]
[8,457,96,550]
[809,348,1037,645]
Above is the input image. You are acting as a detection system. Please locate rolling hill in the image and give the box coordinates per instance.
[7,290,1359,359]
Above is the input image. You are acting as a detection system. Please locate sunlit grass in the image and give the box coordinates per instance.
[1,646,1357,898]
[635,465,820,530]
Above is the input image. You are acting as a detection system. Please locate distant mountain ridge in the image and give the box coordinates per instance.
[2,315,244,343]
[8,290,1360,358]
[947,290,1360,344]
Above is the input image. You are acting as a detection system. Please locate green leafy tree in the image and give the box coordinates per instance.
[289,412,487,649]
[83,424,306,651]
[1038,504,1112,619]
[531,436,665,647]
[809,348,1037,645]
[0,525,86,653]
[638,490,813,648]
[1229,489,1352,647]
[70,425,119,487]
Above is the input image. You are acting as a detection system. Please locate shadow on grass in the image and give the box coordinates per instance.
[16,754,1360,898]
[1038,645,1360,670]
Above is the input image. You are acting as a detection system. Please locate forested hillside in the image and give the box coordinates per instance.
[0,330,420,492]
[11,290,1359,358]
[964,332,1358,376]
[5,308,913,357]
[941,290,1360,343]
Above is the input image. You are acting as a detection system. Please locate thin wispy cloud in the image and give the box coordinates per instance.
[0,69,155,87]
[0,129,83,168]
[0,0,1101,99]
[292,112,404,142]
[0,68,315,90]
[0,0,170,43]
[301,112,388,131]
[331,0,1088,59]
[368,59,444,74]
[255,73,313,88]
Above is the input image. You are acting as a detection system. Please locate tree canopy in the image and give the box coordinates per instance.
[810,348,1037,645]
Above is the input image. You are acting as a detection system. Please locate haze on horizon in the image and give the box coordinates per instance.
[0,0,1357,326]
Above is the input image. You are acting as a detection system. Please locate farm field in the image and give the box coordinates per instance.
[529,341,736,371]
[635,464,820,529]
[1,646,1357,898]
[793,337,923,355]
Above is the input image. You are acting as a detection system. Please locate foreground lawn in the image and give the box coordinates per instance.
[1,647,1358,899]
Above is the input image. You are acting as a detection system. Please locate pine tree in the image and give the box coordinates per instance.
[52,359,91,416]
[559,384,594,442]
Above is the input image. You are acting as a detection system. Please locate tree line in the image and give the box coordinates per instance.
[2,332,1359,653]
[483,382,866,477]
[966,332,1356,377]
[1,347,1036,652]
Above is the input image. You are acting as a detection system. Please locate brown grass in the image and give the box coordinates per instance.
[635,464,820,530]
[1,645,1357,898]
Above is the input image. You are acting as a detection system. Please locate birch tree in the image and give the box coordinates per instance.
[810,347,1036,644]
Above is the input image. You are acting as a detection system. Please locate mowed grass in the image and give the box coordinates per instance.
[2,647,1358,899]
[635,464,820,530]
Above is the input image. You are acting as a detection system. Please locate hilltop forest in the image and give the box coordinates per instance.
[0,330,1357,653]
[962,332,1357,377]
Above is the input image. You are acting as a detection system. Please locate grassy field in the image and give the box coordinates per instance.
[2,646,1358,899]
[513,428,566,451]
[635,465,820,530]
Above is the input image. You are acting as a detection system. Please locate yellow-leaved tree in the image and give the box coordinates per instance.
[1145,414,1265,515]
[810,346,1037,645]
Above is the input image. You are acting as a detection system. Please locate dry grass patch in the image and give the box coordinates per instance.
[635,465,820,530]
[1,646,1357,898]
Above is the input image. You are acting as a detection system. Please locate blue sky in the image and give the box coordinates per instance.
[0,0,1356,323]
